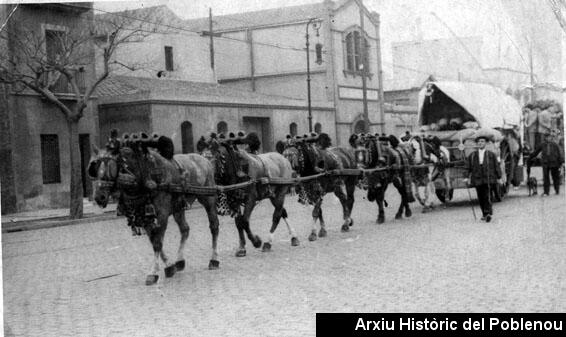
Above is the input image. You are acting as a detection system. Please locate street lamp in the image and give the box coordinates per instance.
[306,18,321,132]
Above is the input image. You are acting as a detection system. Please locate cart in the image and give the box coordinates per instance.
[417,81,523,203]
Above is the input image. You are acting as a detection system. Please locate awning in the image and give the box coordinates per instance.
[418,81,522,129]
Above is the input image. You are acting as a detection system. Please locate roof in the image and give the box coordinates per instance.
[384,75,434,92]
[417,81,522,129]
[184,2,329,32]
[95,76,334,109]
[94,5,186,35]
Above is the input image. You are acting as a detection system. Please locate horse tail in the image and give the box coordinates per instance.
[281,207,288,219]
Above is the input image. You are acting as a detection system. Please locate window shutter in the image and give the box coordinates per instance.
[41,134,61,184]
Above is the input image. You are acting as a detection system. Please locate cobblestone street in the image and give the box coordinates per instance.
[3,187,566,337]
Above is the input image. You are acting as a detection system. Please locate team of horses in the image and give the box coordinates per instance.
[89,130,447,285]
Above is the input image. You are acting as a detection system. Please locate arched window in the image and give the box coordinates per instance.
[354,120,367,134]
[314,123,322,133]
[181,121,194,154]
[289,122,298,137]
[217,121,227,135]
[345,30,369,72]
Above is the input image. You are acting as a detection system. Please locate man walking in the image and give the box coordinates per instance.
[465,134,502,222]
[528,132,564,196]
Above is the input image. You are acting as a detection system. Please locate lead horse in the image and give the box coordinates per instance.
[279,133,357,240]
[89,133,220,285]
[205,132,298,255]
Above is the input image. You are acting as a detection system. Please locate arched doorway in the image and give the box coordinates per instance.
[181,121,194,153]
[217,121,227,135]
[314,123,322,133]
[289,122,298,137]
[354,120,367,134]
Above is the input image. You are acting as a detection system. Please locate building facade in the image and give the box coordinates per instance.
[185,0,386,145]
[1,3,98,213]
[96,76,335,153]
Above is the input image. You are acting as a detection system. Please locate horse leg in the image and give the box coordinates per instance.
[376,185,386,224]
[237,199,262,252]
[264,188,297,252]
[199,195,220,269]
[334,182,351,232]
[345,178,356,228]
[309,199,322,241]
[172,210,189,272]
[234,213,248,257]
[392,179,404,220]
[145,215,169,285]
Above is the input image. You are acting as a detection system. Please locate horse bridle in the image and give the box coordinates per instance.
[90,150,139,192]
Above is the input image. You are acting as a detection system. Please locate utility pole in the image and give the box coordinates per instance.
[209,8,214,70]
[360,8,369,132]
[529,40,536,103]
[306,18,317,132]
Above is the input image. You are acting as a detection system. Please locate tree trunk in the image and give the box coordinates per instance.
[68,119,84,219]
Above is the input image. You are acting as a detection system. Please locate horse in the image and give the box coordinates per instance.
[204,132,298,255]
[350,133,415,224]
[279,133,357,241]
[89,133,221,286]
[405,135,438,212]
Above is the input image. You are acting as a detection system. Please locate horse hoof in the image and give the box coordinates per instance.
[405,209,412,217]
[291,237,300,246]
[341,224,350,232]
[175,260,186,271]
[308,232,317,241]
[235,249,246,257]
[262,242,272,252]
[164,265,176,278]
[377,217,385,224]
[252,235,262,249]
[318,228,327,238]
[145,275,159,286]
[349,219,354,227]
[208,259,220,270]
[395,213,402,220]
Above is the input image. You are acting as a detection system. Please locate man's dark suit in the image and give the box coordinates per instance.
[466,149,502,218]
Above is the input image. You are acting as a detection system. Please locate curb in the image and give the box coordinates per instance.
[2,212,119,233]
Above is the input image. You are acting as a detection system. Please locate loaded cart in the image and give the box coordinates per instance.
[417,81,523,203]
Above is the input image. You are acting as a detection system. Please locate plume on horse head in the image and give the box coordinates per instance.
[348,134,359,148]
[317,133,332,149]
[156,136,174,159]
[243,132,261,153]
[275,140,286,154]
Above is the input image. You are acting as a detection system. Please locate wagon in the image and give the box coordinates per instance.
[417,81,523,203]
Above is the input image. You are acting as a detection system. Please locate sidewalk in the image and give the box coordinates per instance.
[1,199,118,233]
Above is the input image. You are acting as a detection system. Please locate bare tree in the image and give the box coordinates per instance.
[0,6,165,218]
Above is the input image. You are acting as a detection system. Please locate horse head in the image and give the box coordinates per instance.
[349,133,384,169]
[88,135,123,208]
[279,135,316,176]
[204,133,241,185]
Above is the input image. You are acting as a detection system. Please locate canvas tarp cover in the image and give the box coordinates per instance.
[418,81,521,129]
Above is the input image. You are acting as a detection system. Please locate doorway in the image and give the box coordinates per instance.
[181,121,194,153]
[79,134,91,198]
[242,117,271,152]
